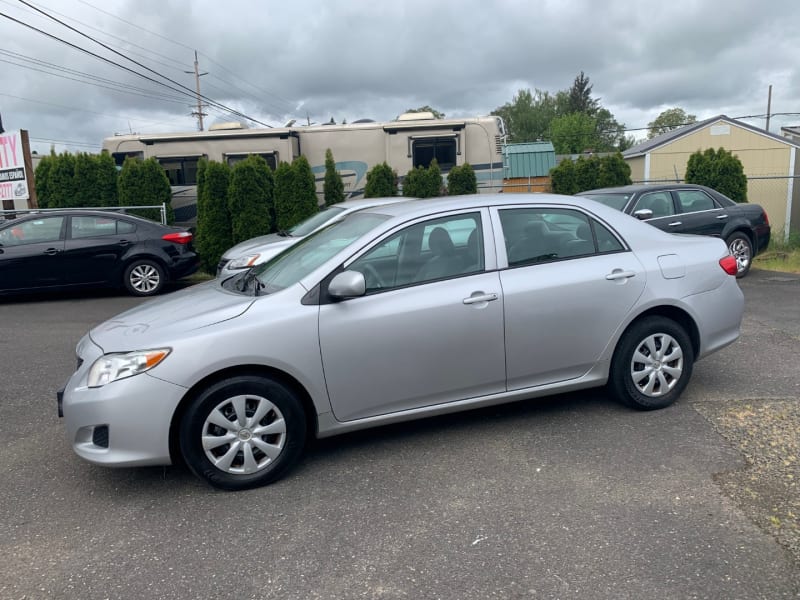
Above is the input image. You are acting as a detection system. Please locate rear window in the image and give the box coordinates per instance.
[581,193,631,211]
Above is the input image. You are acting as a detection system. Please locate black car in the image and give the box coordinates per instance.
[578,183,770,277]
[0,210,198,296]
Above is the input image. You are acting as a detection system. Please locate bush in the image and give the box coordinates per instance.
[196,160,233,273]
[549,152,631,195]
[447,163,477,195]
[118,157,173,223]
[403,159,442,198]
[293,155,320,222]
[323,148,345,206]
[549,158,578,195]
[33,153,54,208]
[95,152,119,207]
[46,152,77,209]
[228,155,273,244]
[364,162,397,197]
[685,147,748,202]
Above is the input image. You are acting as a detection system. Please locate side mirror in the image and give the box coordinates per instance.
[328,270,366,300]
[633,208,653,220]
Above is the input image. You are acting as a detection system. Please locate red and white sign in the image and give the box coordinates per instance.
[0,130,29,202]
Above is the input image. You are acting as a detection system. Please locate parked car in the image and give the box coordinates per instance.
[59,194,744,490]
[217,197,408,278]
[0,211,198,297]
[578,184,770,277]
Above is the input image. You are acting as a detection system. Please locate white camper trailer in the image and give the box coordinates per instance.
[102,112,507,224]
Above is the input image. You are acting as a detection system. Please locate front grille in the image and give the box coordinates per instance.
[92,425,109,448]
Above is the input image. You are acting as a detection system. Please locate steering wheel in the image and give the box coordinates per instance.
[361,264,386,289]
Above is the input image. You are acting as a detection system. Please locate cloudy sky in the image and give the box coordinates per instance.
[1,0,799,155]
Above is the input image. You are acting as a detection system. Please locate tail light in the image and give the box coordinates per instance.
[162,231,192,245]
[762,210,770,226]
[719,255,738,276]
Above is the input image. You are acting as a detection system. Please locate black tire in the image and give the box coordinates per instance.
[608,316,694,410]
[123,259,166,296]
[725,232,753,278]
[179,375,307,491]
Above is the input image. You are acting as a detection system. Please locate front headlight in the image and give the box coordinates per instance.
[227,253,261,270]
[87,349,171,388]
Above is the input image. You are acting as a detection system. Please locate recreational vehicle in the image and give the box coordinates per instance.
[102,112,507,225]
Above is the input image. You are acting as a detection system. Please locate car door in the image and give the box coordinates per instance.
[0,215,66,291]
[318,209,507,422]
[63,215,138,285]
[630,190,681,233]
[667,189,727,238]
[493,206,646,390]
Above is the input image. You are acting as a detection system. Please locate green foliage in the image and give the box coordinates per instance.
[404,105,445,119]
[273,156,319,231]
[550,153,631,195]
[95,152,118,207]
[34,151,117,209]
[323,148,345,206]
[549,158,578,195]
[364,162,398,197]
[685,147,748,202]
[33,153,53,208]
[118,157,173,222]
[647,107,697,139]
[550,112,598,154]
[446,163,477,195]
[403,159,442,198]
[46,152,77,209]
[273,162,295,232]
[227,155,274,243]
[195,160,232,274]
[492,88,558,143]
[565,71,598,115]
[73,153,98,208]
[293,155,320,223]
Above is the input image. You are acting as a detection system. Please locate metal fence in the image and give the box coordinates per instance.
[0,204,169,225]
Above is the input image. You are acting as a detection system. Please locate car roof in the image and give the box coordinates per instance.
[7,209,163,225]
[580,183,714,195]
[337,197,409,209]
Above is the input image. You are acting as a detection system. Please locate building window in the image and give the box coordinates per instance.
[158,157,201,186]
[412,137,457,170]
[225,153,278,171]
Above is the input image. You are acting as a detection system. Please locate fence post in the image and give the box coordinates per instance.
[161,203,166,225]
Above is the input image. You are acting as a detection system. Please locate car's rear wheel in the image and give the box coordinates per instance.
[726,232,753,278]
[179,375,307,490]
[124,259,165,296]
[608,316,694,410]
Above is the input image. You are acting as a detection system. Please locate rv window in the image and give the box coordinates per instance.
[158,157,201,186]
[111,151,144,167]
[225,153,278,171]
[412,138,457,170]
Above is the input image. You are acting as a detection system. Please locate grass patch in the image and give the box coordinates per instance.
[754,233,800,274]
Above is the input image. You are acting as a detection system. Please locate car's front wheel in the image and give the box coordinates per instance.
[179,375,307,490]
[608,316,694,410]
[123,259,166,296]
[726,232,753,278]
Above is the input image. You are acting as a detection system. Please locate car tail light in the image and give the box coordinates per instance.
[762,210,770,225]
[719,255,738,276]
[162,231,192,244]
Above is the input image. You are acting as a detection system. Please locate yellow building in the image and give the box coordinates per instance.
[623,115,800,240]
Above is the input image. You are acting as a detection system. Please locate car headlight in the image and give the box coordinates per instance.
[87,349,171,388]
[227,253,261,270]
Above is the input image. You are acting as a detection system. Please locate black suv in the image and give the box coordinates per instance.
[579,183,770,277]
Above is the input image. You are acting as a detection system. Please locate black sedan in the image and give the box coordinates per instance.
[0,210,198,296]
[579,184,770,277]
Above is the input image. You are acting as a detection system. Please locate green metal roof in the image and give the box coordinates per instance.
[503,142,556,178]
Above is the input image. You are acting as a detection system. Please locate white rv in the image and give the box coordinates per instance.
[102,112,507,224]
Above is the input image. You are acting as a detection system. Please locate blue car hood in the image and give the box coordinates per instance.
[89,281,255,352]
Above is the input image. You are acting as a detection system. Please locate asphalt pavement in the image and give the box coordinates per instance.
[0,272,798,599]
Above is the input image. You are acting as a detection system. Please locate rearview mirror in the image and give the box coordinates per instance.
[633,208,653,220]
[328,270,366,300]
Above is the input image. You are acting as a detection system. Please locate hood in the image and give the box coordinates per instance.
[89,281,255,352]
[223,233,289,257]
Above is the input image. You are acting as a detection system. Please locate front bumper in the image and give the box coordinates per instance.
[59,338,187,467]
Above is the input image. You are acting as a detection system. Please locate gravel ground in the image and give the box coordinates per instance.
[696,399,800,564]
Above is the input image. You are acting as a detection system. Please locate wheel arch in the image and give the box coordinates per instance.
[617,305,701,360]
[120,252,171,286]
[722,222,754,247]
[168,365,319,465]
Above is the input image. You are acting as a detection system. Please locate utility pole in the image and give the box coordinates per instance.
[186,51,208,131]
[765,84,772,132]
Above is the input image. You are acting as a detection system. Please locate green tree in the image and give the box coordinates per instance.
[46,152,77,209]
[404,105,445,119]
[447,163,477,195]
[292,155,320,224]
[228,155,273,243]
[550,112,598,154]
[549,158,578,195]
[118,157,173,222]
[647,107,697,139]
[492,88,558,143]
[685,147,748,202]
[273,161,296,232]
[95,152,118,207]
[196,160,233,273]
[597,153,632,189]
[575,155,601,191]
[33,152,54,208]
[564,71,599,115]
[364,162,398,197]
[403,160,442,198]
[73,152,98,208]
[323,148,345,206]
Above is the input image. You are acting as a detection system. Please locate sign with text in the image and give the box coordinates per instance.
[0,130,30,202]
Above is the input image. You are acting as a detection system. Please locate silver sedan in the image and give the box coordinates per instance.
[59,194,744,490]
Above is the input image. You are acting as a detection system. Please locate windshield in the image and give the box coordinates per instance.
[580,193,632,211]
[288,206,347,237]
[250,212,389,295]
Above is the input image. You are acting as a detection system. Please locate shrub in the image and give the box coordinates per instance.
[447,163,478,195]
[364,162,398,197]
[403,159,442,198]
[196,160,233,273]
[323,148,345,206]
[118,157,173,223]
[685,147,747,202]
[228,155,273,243]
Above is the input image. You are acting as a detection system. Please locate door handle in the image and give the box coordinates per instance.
[463,292,498,305]
[716,214,729,220]
[605,270,636,281]
[667,221,682,227]
[118,239,131,246]
[43,247,62,256]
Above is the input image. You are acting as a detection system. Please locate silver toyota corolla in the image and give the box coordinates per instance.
[59,194,744,490]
